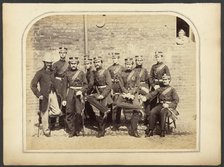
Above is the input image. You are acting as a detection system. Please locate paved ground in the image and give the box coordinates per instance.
[26,112,197,151]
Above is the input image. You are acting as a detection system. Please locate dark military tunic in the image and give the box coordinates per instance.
[147,85,179,131]
[116,69,142,136]
[86,67,112,137]
[30,68,56,112]
[108,64,125,93]
[52,60,69,98]
[119,69,140,94]
[149,62,170,87]
[62,69,88,135]
[86,67,95,95]
[93,67,112,104]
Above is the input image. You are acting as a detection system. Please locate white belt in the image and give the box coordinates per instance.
[140,81,146,84]
[98,85,107,89]
[70,86,82,90]
[55,77,62,81]
[154,79,163,82]
[160,101,171,104]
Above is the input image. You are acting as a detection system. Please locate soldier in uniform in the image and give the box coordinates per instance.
[107,52,125,131]
[134,55,150,124]
[61,56,88,137]
[84,57,96,124]
[30,52,61,137]
[149,51,171,109]
[86,56,112,138]
[145,74,179,137]
[52,47,69,128]
[115,57,143,137]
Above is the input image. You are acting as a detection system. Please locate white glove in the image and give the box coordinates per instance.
[62,101,67,106]
[39,95,43,100]
[154,85,160,90]
[97,95,104,100]
[76,90,82,96]
[141,95,147,102]
[141,87,149,94]
[162,103,169,108]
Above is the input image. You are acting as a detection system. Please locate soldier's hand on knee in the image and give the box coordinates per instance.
[162,103,169,108]
[39,95,43,100]
[97,95,104,100]
[62,100,67,106]
[76,90,82,96]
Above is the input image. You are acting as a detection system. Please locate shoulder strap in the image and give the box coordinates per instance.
[71,70,81,81]
[161,86,172,96]
[139,68,145,78]
[156,64,166,73]
[127,70,135,81]
[99,69,105,76]
[114,66,121,74]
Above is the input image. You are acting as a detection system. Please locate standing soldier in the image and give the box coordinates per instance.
[145,74,179,137]
[149,51,171,108]
[107,52,125,131]
[86,56,112,138]
[61,56,88,137]
[30,52,61,137]
[84,57,96,124]
[134,55,150,123]
[53,47,69,105]
[52,47,69,128]
[116,57,143,137]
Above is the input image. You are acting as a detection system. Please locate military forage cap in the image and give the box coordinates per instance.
[162,74,171,80]
[42,52,54,63]
[93,56,103,62]
[155,50,164,57]
[84,57,92,64]
[135,55,143,60]
[124,57,134,65]
[59,47,68,53]
[110,52,120,59]
[69,56,79,63]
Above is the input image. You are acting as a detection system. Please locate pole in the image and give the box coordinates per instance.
[83,15,88,57]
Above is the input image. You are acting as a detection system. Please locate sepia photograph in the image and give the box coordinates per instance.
[3,3,221,165]
[25,13,198,151]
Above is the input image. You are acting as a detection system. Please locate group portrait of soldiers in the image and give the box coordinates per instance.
[31,46,180,138]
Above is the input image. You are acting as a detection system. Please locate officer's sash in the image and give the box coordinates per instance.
[127,70,135,81]
[58,62,68,74]
[139,68,144,79]
[98,69,105,76]
[114,65,121,74]
[156,64,166,74]
[161,86,172,96]
[71,70,81,82]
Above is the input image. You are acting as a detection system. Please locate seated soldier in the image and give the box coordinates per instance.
[145,74,179,137]
[115,57,143,138]
[86,56,112,138]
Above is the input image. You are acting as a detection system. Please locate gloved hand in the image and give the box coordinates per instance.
[162,103,169,108]
[97,95,104,100]
[76,90,82,96]
[39,95,43,100]
[154,85,160,90]
[140,87,149,94]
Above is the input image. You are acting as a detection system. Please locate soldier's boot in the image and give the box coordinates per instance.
[131,111,140,138]
[96,116,105,138]
[160,130,166,137]
[145,129,153,137]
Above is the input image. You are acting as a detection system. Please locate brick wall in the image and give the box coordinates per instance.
[26,15,197,126]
